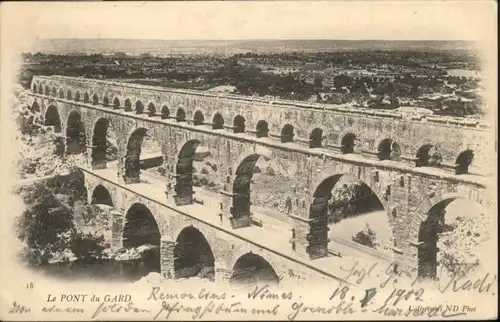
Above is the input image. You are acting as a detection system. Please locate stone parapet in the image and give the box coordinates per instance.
[32,75,491,131]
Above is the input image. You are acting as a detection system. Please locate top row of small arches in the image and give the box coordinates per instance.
[33,83,476,174]
[34,80,483,174]
[33,81,488,133]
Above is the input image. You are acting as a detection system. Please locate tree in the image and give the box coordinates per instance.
[70,233,106,262]
[333,74,353,89]
[313,74,324,92]
[71,203,108,262]
[410,84,420,98]
[350,79,369,95]
[16,183,75,266]
[352,224,378,248]
[14,86,107,266]
[16,180,108,265]
[389,96,400,109]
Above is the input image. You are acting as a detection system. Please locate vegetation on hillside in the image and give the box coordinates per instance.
[14,87,107,266]
[437,213,490,277]
[20,50,485,117]
[13,86,86,180]
[16,180,107,266]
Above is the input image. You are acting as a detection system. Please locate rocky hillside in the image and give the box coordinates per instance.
[438,211,491,276]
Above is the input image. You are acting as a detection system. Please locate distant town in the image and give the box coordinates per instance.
[20,40,483,118]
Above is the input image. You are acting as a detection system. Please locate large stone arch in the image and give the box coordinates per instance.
[228,249,281,287]
[44,104,62,133]
[172,226,216,281]
[231,154,260,225]
[122,202,162,277]
[121,124,165,183]
[408,187,492,279]
[65,110,87,155]
[173,139,205,206]
[304,165,390,259]
[228,145,275,228]
[43,104,65,155]
[90,184,114,207]
[231,145,274,176]
[91,117,111,169]
[409,187,492,243]
[124,127,148,183]
[123,203,161,247]
[308,165,388,210]
[121,192,165,230]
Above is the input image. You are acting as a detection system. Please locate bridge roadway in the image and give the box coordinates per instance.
[82,162,414,286]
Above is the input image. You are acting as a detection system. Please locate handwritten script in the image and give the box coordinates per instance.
[8,260,496,320]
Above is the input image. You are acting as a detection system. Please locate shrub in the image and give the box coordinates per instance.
[16,183,75,266]
[70,233,105,261]
[352,225,378,248]
[17,180,109,266]
[439,252,479,277]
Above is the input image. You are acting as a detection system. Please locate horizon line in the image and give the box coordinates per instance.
[38,38,476,42]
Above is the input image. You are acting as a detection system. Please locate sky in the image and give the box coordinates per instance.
[1,1,497,44]
[0,1,497,92]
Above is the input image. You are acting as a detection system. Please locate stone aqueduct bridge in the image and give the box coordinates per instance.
[28,75,494,283]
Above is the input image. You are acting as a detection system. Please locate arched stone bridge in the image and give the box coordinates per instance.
[27,75,495,283]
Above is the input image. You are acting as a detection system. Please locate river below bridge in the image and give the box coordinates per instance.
[37,257,159,283]
[29,186,492,292]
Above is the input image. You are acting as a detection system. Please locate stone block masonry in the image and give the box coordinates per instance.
[28,75,495,282]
